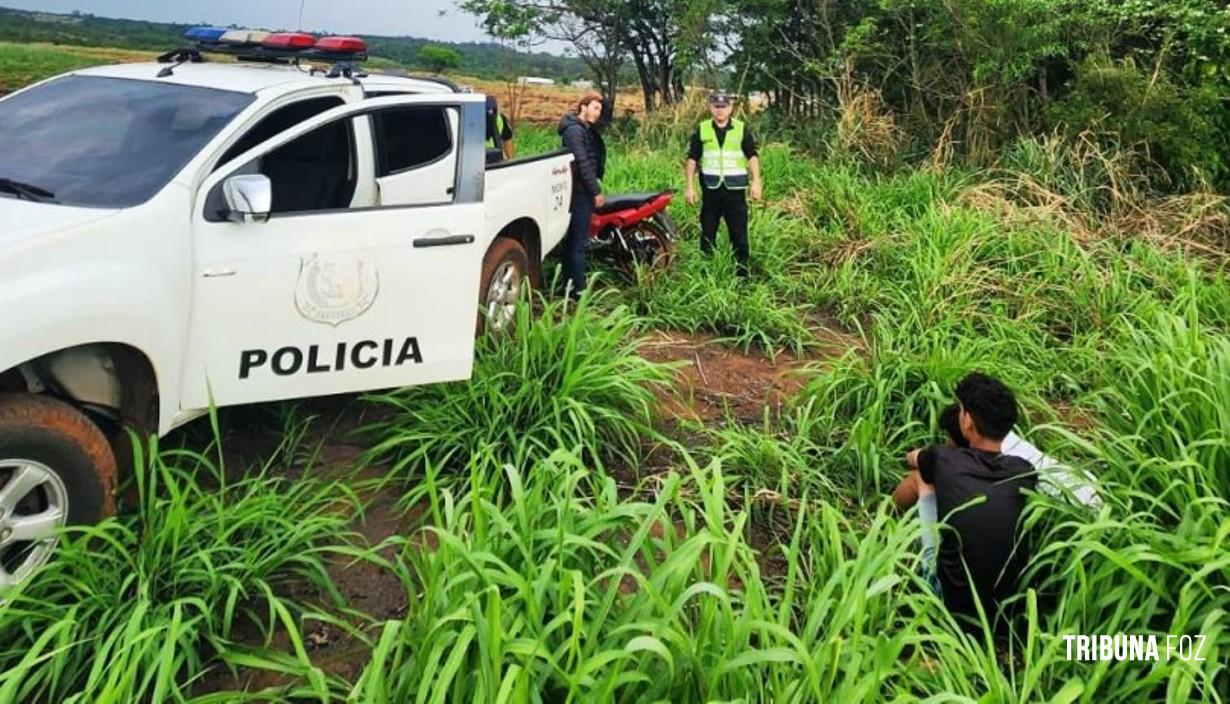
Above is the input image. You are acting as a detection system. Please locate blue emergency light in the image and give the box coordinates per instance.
[184,27,228,43]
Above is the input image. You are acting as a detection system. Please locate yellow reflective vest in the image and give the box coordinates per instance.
[698,119,748,189]
[486,113,506,148]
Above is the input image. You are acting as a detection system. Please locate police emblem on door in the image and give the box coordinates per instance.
[295,254,380,326]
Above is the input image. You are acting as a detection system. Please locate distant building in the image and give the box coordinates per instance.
[517,76,555,87]
[570,79,595,91]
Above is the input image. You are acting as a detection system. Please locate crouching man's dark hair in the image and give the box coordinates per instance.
[955,372,1018,441]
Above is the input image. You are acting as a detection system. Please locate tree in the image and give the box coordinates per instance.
[556,3,626,99]
[417,44,462,73]
[458,0,625,97]
[623,0,683,110]
[457,0,707,109]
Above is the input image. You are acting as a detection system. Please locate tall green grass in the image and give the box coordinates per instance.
[0,424,358,702]
[361,291,671,481]
[343,443,1228,702]
[360,126,1226,702]
[1087,308,1229,505]
[342,451,982,702]
[0,119,1225,702]
[1007,308,1230,701]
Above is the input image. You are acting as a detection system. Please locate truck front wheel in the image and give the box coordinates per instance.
[477,237,530,336]
[0,394,117,587]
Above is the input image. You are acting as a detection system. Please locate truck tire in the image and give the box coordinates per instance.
[0,394,117,587]
[477,237,530,336]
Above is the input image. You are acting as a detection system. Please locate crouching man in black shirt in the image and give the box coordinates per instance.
[892,373,1036,629]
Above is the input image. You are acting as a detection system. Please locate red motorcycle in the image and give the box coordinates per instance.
[588,190,676,273]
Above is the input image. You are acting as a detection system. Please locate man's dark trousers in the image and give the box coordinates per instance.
[700,186,749,276]
[563,188,594,298]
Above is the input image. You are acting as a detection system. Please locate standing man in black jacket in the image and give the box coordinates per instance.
[558,92,607,300]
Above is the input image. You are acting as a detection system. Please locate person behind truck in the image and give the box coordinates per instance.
[485,95,514,162]
[557,92,606,301]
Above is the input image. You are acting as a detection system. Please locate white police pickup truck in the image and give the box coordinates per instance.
[0,31,574,585]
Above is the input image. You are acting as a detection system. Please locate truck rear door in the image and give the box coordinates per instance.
[180,94,488,409]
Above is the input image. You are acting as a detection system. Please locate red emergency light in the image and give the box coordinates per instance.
[316,36,367,54]
[263,32,317,50]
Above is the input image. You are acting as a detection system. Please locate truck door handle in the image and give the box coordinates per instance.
[413,234,475,248]
[202,268,236,278]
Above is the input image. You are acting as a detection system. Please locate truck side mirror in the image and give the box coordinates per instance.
[222,174,272,223]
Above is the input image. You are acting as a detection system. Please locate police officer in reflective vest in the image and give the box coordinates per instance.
[685,91,763,277]
[485,95,514,162]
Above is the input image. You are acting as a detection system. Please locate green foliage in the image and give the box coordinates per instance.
[1092,0,1230,84]
[344,453,981,702]
[693,406,843,499]
[1088,306,1230,503]
[416,44,461,74]
[1,62,1228,702]
[0,7,185,51]
[361,291,671,481]
[726,0,1230,191]
[0,41,109,90]
[459,0,697,105]
[1049,58,1227,189]
[0,426,356,702]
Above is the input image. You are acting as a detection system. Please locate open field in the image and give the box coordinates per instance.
[461,75,644,124]
[0,107,1226,699]
[0,41,645,122]
[0,41,156,91]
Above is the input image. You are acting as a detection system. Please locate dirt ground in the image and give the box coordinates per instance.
[185,396,415,693]
[639,330,811,424]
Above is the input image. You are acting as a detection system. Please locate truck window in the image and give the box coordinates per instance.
[216,96,345,169]
[0,75,252,208]
[371,106,453,176]
[260,118,357,215]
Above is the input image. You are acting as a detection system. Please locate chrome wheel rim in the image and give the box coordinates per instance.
[484,261,521,332]
[0,459,68,588]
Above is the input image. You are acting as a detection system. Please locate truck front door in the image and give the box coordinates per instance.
[181,94,487,409]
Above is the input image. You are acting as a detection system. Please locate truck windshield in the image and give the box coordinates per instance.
[0,75,253,208]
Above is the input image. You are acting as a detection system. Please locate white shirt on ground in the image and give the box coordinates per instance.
[1001,430,1102,509]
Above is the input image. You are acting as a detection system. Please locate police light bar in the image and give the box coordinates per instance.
[176,26,367,65]
[316,36,366,54]
[263,32,317,50]
[184,27,228,43]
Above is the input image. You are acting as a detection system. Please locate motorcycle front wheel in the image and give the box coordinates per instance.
[620,219,674,275]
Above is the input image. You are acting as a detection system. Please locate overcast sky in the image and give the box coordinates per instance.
[3,0,519,45]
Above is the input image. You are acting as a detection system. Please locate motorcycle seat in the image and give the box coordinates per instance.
[594,191,668,215]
